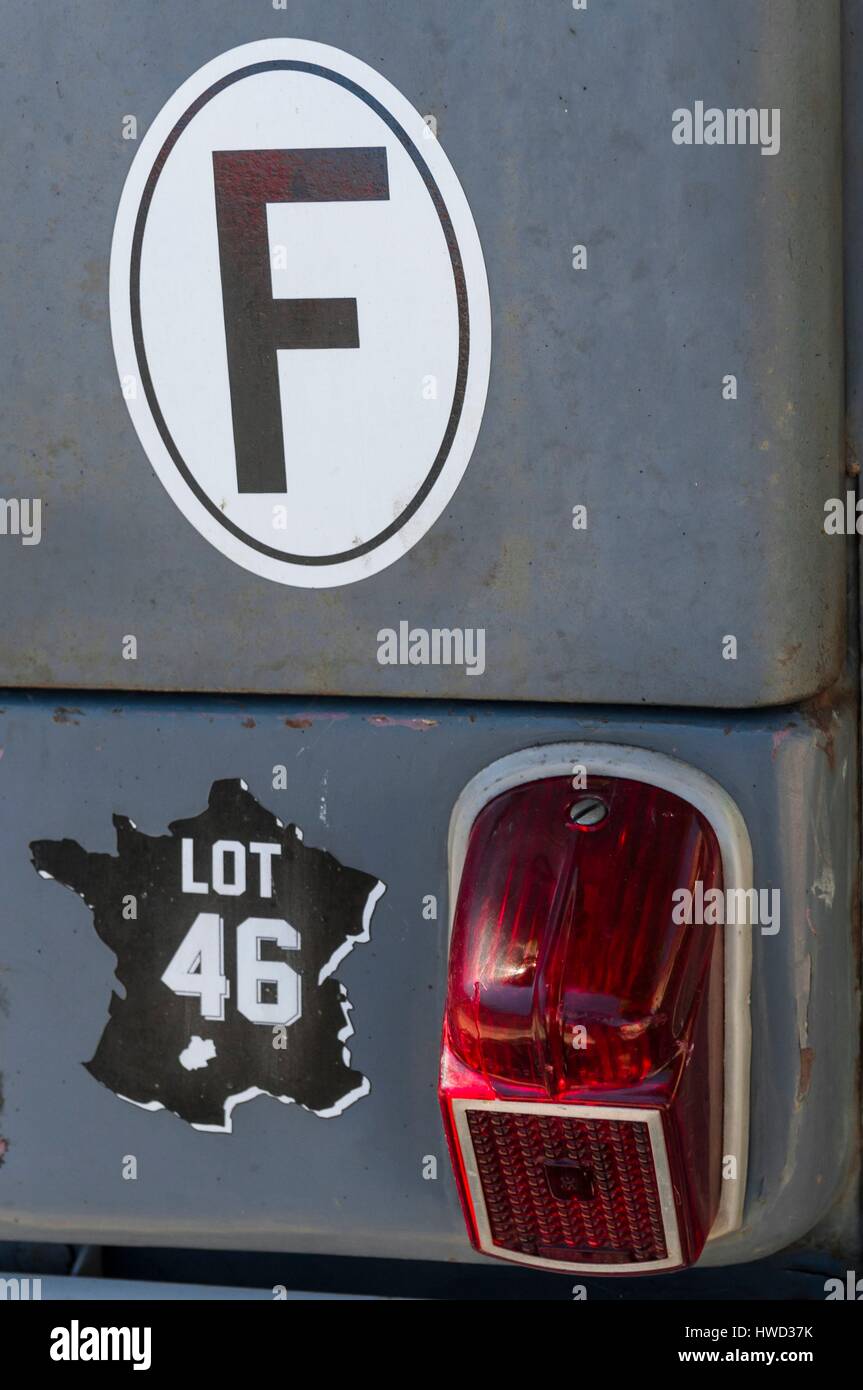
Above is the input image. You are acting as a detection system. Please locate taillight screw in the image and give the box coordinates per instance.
[569,796,608,827]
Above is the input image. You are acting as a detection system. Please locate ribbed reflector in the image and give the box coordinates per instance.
[465,1106,667,1265]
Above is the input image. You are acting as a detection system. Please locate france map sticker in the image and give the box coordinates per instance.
[109,39,492,588]
[30,780,386,1132]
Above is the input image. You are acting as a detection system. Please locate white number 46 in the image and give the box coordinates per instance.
[161,912,301,1026]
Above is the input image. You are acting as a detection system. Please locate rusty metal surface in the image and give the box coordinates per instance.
[0,0,845,704]
[0,691,856,1266]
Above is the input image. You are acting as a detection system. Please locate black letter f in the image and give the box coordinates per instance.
[213,147,390,493]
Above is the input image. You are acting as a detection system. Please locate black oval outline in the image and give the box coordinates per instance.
[130,59,471,567]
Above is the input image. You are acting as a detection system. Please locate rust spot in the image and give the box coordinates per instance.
[798,681,855,773]
[241,717,256,729]
[53,707,83,725]
[778,642,802,668]
[0,1137,8,1166]
[800,706,833,772]
[285,717,313,729]
[797,1048,815,1104]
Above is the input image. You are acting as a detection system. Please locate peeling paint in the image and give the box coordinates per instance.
[795,954,811,1047]
[811,868,835,909]
[367,715,438,730]
[794,955,813,1107]
[53,707,83,725]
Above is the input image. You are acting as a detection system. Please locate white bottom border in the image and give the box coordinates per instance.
[452,1097,684,1275]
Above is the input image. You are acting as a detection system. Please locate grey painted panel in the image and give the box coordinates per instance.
[0,0,844,704]
[0,692,856,1268]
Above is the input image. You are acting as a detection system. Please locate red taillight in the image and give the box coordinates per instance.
[440,772,726,1274]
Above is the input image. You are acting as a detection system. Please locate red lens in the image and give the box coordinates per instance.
[440,774,724,1273]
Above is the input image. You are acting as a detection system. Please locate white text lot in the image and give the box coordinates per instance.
[181,839,282,898]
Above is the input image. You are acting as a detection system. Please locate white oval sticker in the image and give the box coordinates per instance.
[110,40,491,588]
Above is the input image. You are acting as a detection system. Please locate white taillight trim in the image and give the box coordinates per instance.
[447,742,752,1248]
[452,1097,684,1274]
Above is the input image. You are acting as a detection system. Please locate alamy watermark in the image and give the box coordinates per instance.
[824,491,863,534]
[673,101,780,157]
[0,497,41,545]
[50,1321,151,1370]
[824,1271,863,1300]
[377,622,486,676]
[0,1275,42,1300]
[672,882,780,936]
